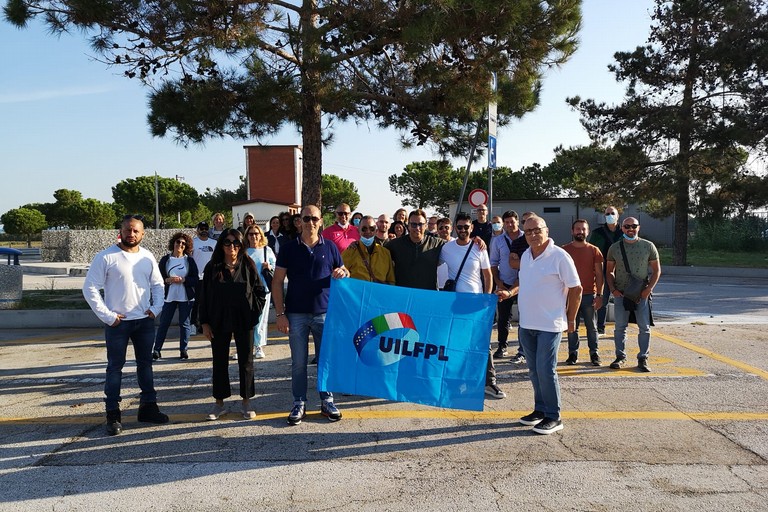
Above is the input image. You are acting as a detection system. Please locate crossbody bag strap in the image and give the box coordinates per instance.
[453,243,474,282]
[355,241,379,282]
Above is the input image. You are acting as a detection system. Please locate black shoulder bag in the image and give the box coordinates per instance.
[442,244,473,292]
[619,240,648,309]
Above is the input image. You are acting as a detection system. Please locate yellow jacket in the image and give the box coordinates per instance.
[341,241,396,284]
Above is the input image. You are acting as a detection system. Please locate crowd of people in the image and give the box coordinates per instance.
[82,203,660,437]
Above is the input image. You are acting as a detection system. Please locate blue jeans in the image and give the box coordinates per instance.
[287,313,332,403]
[153,300,193,352]
[104,317,157,411]
[518,327,561,420]
[613,297,651,360]
[252,292,271,348]
[567,294,598,355]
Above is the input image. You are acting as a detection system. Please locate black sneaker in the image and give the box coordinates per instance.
[510,353,526,364]
[105,409,122,436]
[638,358,651,372]
[532,417,564,435]
[152,350,161,360]
[180,350,189,360]
[493,347,508,359]
[137,402,169,424]
[590,352,601,366]
[609,357,627,369]
[484,384,507,399]
[597,328,605,335]
[565,353,578,365]
[518,410,545,426]
[309,356,318,365]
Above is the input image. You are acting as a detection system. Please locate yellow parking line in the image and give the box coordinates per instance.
[655,331,768,380]
[1,410,766,425]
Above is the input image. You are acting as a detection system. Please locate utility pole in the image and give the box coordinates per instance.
[175,174,185,224]
[154,172,160,229]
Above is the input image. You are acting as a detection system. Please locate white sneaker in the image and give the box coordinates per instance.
[254,346,265,359]
[231,352,238,360]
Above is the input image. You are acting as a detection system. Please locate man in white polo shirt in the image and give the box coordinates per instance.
[516,215,581,435]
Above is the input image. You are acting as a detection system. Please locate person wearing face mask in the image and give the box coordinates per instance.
[491,215,504,238]
[341,216,395,284]
[588,206,624,335]
[351,212,363,228]
[605,217,661,372]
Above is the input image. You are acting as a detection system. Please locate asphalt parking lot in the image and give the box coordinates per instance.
[0,270,766,511]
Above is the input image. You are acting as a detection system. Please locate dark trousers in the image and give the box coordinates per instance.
[190,281,203,327]
[497,291,521,354]
[210,328,255,400]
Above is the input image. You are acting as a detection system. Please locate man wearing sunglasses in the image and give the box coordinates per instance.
[322,202,360,253]
[605,217,661,372]
[272,205,350,425]
[82,215,170,436]
[341,215,395,284]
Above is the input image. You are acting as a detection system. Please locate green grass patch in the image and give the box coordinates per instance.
[658,248,768,268]
[20,289,90,310]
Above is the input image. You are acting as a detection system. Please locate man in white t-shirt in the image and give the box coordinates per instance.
[516,215,581,435]
[439,212,505,400]
[191,221,217,332]
[82,215,169,436]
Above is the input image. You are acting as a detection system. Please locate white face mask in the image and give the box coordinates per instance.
[492,222,503,232]
[360,236,375,247]
[605,214,617,224]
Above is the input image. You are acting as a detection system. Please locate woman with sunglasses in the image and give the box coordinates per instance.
[244,224,276,359]
[152,232,199,360]
[199,229,267,420]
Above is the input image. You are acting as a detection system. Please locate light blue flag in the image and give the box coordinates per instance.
[317,278,496,411]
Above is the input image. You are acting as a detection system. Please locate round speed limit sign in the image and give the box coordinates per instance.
[468,189,488,208]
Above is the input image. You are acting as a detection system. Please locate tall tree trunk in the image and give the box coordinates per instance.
[673,17,701,266]
[299,1,322,208]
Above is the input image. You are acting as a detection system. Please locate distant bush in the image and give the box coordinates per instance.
[690,216,768,252]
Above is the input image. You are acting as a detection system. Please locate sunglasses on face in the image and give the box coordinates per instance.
[455,225,471,231]
[438,225,451,230]
[524,227,545,235]
[222,239,242,248]
[623,224,639,229]
[409,222,425,229]
[174,240,186,246]
[303,216,321,223]
[360,226,375,232]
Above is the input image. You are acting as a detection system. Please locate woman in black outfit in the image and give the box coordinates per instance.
[199,229,266,420]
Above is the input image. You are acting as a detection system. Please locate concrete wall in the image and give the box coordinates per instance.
[42,229,197,263]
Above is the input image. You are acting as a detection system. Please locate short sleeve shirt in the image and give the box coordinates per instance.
[275,236,342,314]
[606,238,659,292]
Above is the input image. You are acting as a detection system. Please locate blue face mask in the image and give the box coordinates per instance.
[360,236,375,247]
[623,233,638,241]
[352,218,361,226]
[492,222,503,232]
[605,214,617,225]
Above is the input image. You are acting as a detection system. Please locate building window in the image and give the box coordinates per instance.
[543,207,561,213]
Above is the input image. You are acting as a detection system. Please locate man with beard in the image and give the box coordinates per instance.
[83,215,169,436]
[561,220,604,366]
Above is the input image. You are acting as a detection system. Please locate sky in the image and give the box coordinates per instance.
[0,0,655,219]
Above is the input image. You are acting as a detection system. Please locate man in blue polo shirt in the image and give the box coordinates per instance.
[272,204,350,425]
